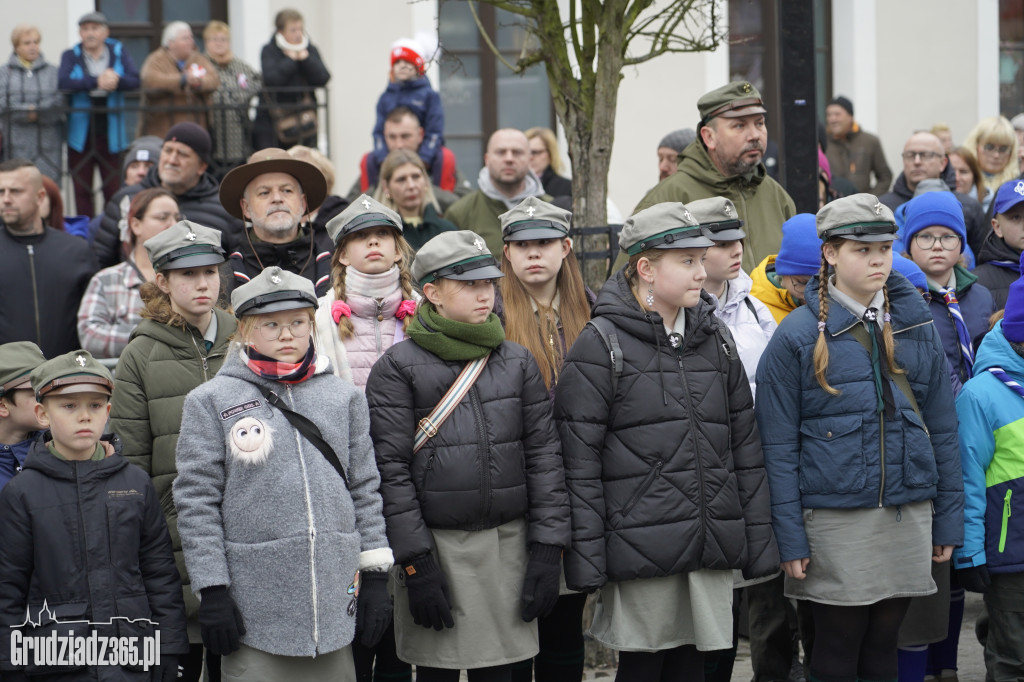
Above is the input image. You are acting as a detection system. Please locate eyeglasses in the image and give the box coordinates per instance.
[255,318,311,341]
[982,143,1011,155]
[529,149,548,157]
[913,233,961,250]
[901,151,942,161]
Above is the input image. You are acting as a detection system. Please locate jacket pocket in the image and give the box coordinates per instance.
[901,408,938,488]
[620,460,664,520]
[22,601,90,675]
[798,414,865,494]
[114,594,156,671]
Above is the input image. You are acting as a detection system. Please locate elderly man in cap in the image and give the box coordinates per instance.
[824,95,892,196]
[219,147,333,297]
[93,122,242,269]
[57,11,141,218]
[633,82,795,274]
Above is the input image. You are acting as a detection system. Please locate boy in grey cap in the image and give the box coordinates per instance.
[0,341,45,490]
[0,349,188,680]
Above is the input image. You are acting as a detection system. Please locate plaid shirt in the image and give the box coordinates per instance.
[76,259,146,359]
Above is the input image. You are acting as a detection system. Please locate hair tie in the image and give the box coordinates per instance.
[395,299,417,320]
[331,300,352,324]
[817,320,826,332]
[883,312,891,323]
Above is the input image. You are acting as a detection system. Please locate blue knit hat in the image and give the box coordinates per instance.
[903,192,967,255]
[891,253,927,292]
[1003,253,1024,343]
[774,213,822,276]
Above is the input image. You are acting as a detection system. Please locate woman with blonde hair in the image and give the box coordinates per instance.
[0,25,61,180]
[963,116,1019,210]
[373,148,457,252]
[525,127,572,198]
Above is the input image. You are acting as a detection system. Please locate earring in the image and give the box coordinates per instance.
[646,283,655,307]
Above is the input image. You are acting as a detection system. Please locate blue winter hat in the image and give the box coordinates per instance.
[774,214,822,276]
[993,178,1024,216]
[903,191,967,254]
[1003,253,1024,343]
[891,253,927,292]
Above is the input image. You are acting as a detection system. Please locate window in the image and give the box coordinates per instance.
[99,0,228,69]
[1000,0,1024,116]
[438,1,555,186]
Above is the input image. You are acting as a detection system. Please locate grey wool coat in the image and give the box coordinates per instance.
[173,347,391,657]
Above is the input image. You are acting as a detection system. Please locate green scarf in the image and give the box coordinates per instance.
[407,303,505,361]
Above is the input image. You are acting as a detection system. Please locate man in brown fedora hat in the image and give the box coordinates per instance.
[219,147,333,296]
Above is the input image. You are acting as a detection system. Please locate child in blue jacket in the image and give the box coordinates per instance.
[755,194,964,682]
[372,38,444,170]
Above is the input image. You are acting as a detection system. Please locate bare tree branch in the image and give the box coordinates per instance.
[468,1,524,72]
[465,0,536,17]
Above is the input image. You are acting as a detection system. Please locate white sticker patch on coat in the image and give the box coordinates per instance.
[230,417,273,465]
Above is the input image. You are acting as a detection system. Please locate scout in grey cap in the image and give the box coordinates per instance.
[698,81,767,127]
[31,350,114,401]
[232,266,319,317]
[0,342,46,397]
[326,194,403,246]
[499,196,571,242]
[144,219,226,271]
[816,193,897,242]
[619,202,715,256]
[686,197,746,241]
[412,231,505,285]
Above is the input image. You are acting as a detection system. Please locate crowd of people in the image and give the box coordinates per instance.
[1,8,1024,682]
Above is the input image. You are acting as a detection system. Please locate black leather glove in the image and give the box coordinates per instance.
[403,553,454,631]
[520,543,562,622]
[154,654,179,681]
[357,571,393,647]
[957,564,991,593]
[198,586,246,656]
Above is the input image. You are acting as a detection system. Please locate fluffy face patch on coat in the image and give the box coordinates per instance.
[230,416,273,465]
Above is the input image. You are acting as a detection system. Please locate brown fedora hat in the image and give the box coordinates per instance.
[219,148,328,220]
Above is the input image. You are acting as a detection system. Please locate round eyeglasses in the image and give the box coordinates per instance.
[255,318,311,341]
[913,233,961,250]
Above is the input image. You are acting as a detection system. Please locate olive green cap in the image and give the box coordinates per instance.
[685,197,746,241]
[0,342,45,396]
[411,230,505,285]
[697,81,767,126]
[325,194,403,246]
[144,220,225,271]
[231,266,319,318]
[499,196,571,242]
[816,193,898,242]
[619,202,715,256]
[31,350,113,401]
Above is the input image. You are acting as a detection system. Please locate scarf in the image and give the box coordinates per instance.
[245,344,316,384]
[407,302,505,361]
[276,32,309,52]
[938,285,976,379]
[476,166,545,210]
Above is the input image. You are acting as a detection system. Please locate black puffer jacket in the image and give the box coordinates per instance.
[554,270,778,591]
[224,224,334,298]
[365,336,570,563]
[0,434,189,678]
[972,232,1021,310]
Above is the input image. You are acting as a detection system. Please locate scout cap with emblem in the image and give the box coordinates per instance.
[816,193,898,242]
[499,196,571,242]
[31,350,113,401]
[232,266,319,317]
[219,148,327,221]
[0,342,46,397]
[144,220,225,271]
[619,202,715,256]
[412,230,505,285]
[685,197,746,241]
[325,194,403,246]
[698,81,767,127]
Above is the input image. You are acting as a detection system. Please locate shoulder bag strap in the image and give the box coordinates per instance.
[413,353,490,454]
[257,385,349,488]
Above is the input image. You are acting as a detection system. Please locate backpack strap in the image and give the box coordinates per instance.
[587,317,623,397]
[743,295,761,324]
[847,323,921,418]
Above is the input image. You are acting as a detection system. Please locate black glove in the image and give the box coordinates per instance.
[403,553,454,631]
[357,571,393,647]
[957,564,991,593]
[198,586,246,656]
[153,654,179,681]
[520,543,562,622]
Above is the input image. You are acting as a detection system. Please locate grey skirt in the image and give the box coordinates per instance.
[785,502,936,605]
[392,518,537,668]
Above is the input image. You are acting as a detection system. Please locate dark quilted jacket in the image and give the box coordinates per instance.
[365,335,570,563]
[553,270,779,592]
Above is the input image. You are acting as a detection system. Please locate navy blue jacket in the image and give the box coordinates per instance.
[755,272,964,563]
[0,436,33,491]
[926,264,995,384]
[372,75,443,168]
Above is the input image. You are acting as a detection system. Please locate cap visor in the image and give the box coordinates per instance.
[445,264,505,281]
[46,383,111,397]
[996,197,1024,215]
[718,105,768,118]
[503,227,568,242]
[242,300,317,316]
[161,252,226,270]
[653,235,716,249]
[837,233,897,242]
[707,228,746,241]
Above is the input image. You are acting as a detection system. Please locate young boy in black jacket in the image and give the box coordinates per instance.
[0,350,187,681]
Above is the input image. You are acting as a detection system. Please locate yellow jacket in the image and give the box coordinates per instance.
[749,255,799,324]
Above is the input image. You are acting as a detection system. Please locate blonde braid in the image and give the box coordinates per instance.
[398,262,415,334]
[880,285,905,376]
[330,248,355,341]
[812,255,840,395]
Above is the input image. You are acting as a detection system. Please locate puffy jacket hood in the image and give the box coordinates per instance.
[977,232,1022,268]
[973,321,1024,377]
[128,307,236,351]
[5,51,51,72]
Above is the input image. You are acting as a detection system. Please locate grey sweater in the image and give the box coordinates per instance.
[173,347,391,657]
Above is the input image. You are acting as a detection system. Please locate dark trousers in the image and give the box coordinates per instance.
[747,574,800,681]
[352,622,411,682]
[510,592,587,682]
[68,123,120,218]
[984,572,1024,682]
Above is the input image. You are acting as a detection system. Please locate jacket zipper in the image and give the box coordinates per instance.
[73,462,92,616]
[675,345,707,551]
[375,300,385,357]
[27,245,41,344]
[470,385,491,519]
[622,460,662,518]
[286,385,321,653]
[878,413,885,508]
[1000,489,1012,553]
[188,333,210,381]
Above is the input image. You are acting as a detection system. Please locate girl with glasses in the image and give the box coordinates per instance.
[963,117,1019,211]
